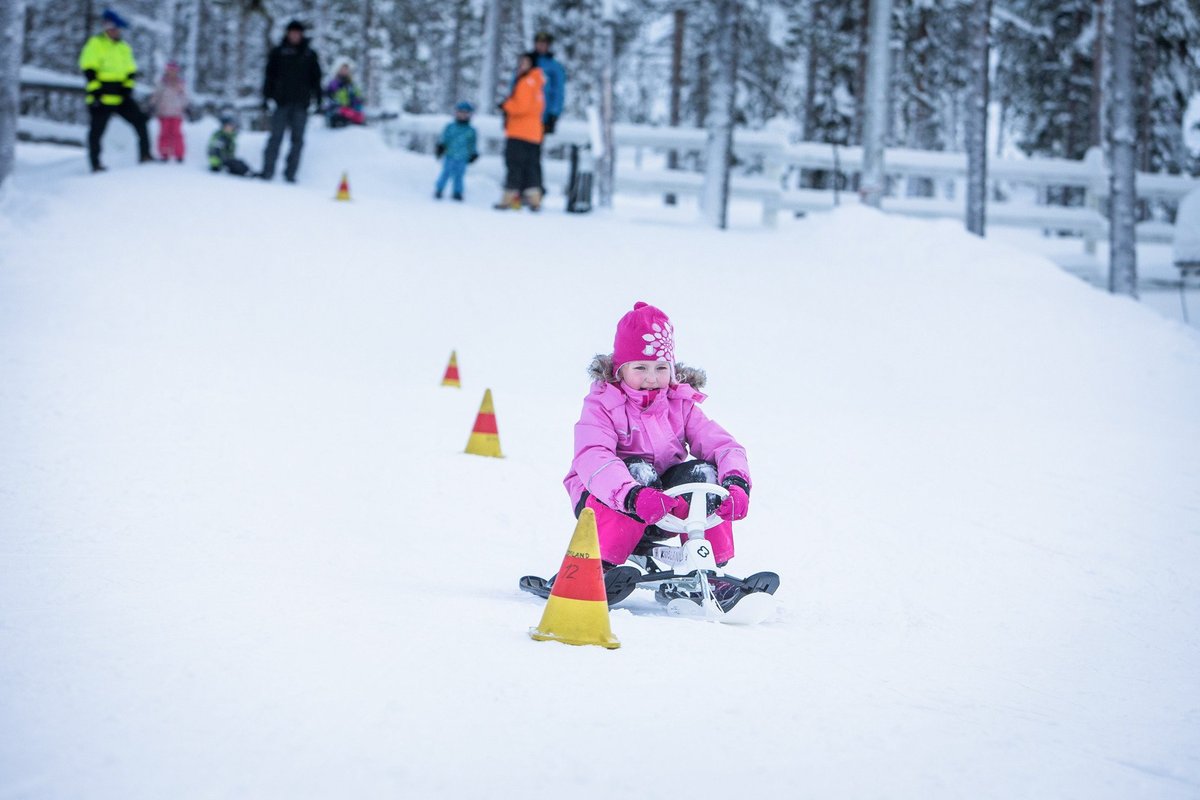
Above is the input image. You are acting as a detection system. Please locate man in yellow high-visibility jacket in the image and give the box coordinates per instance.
[78,9,152,172]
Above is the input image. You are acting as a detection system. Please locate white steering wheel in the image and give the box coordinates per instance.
[654,482,729,536]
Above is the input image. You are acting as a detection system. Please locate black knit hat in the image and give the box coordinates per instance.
[285,19,306,32]
[534,31,553,43]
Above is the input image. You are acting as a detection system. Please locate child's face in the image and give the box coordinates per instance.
[223,124,236,133]
[455,110,471,122]
[620,360,672,391]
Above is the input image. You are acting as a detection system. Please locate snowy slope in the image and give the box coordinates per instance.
[2,125,1199,799]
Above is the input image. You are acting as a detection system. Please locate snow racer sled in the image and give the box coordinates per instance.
[520,482,780,625]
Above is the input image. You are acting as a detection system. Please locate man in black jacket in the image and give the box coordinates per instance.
[260,20,322,182]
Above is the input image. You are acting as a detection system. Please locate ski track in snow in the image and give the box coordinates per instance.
[1,123,1199,798]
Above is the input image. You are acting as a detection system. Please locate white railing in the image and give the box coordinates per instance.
[382,112,1199,242]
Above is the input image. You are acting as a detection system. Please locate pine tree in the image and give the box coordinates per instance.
[1135,0,1200,176]
[994,0,1099,161]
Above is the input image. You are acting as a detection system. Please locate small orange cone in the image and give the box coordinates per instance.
[529,508,620,649]
[335,172,351,201]
[465,389,502,457]
[441,351,461,387]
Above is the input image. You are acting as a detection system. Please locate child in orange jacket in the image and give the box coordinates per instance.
[495,53,545,211]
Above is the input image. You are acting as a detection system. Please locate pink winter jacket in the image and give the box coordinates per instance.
[563,356,751,512]
[151,82,188,118]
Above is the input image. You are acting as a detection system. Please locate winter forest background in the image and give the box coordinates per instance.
[10,0,1200,180]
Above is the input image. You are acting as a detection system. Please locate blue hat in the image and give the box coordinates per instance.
[101,8,129,29]
[454,101,474,113]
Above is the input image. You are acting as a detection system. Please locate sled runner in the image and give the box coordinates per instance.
[521,482,779,625]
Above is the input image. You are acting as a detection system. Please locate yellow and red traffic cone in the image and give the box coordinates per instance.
[465,389,502,458]
[441,351,461,387]
[334,172,351,201]
[529,508,621,649]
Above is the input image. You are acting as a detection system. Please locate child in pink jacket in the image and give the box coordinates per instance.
[563,301,751,572]
[150,62,188,162]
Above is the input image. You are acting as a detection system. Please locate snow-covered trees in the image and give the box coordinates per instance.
[8,0,1198,214]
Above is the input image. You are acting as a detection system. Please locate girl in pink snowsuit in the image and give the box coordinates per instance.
[563,301,751,569]
[151,62,188,162]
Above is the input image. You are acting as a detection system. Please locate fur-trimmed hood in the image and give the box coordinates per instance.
[586,353,707,389]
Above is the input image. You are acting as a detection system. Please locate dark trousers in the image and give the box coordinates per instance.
[261,103,309,180]
[88,99,151,168]
[211,158,252,176]
[504,138,542,192]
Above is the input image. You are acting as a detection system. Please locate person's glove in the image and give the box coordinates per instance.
[716,478,750,521]
[435,143,446,158]
[627,487,689,525]
[468,153,479,163]
[543,114,558,134]
[83,69,97,81]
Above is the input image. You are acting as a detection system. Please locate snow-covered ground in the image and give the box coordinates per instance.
[2,124,1199,798]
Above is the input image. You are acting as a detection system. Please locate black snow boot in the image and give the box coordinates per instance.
[602,564,640,606]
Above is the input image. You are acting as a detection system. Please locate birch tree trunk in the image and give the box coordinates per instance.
[859,0,892,208]
[664,7,684,205]
[1107,0,1137,297]
[231,7,247,104]
[1090,0,1105,148]
[444,0,464,111]
[964,0,991,236]
[0,0,23,189]
[801,3,819,141]
[478,0,500,112]
[702,0,739,229]
[183,0,201,92]
[597,14,616,208]
[361,0,374,108]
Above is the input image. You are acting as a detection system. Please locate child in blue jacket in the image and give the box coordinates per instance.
[434,101,479,201]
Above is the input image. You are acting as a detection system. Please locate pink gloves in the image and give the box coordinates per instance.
[630,487,690,525]
[717,485,750,521]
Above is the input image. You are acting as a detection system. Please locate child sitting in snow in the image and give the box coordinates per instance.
[563,301,752,596]
[325,60,365,127]
[434,101,479,201]
[206,116,253,176]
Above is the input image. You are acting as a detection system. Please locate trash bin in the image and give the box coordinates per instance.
[1174,188,1200,275]
[566,144,594,214]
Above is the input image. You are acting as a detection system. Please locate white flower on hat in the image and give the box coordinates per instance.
[641,321,675,361]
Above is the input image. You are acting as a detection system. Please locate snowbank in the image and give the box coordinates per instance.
[2,130,1199,798]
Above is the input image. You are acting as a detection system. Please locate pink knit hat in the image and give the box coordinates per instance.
[612,301,675,374]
